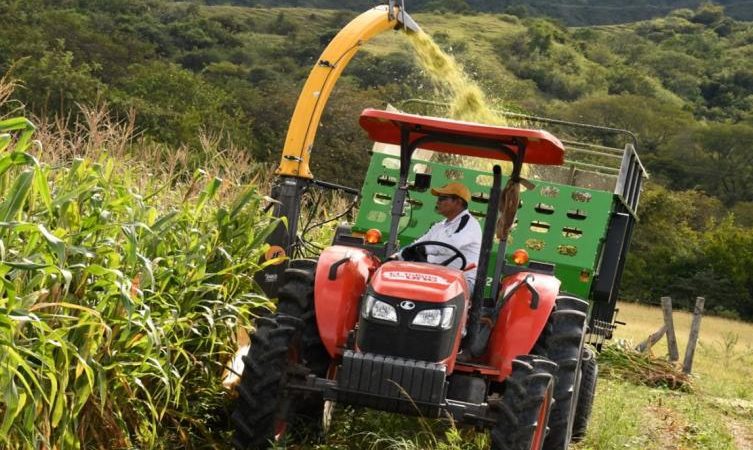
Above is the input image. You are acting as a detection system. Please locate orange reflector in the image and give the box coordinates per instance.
[512,249,529,265]
[580,269,590,282]
[365,228,382,244]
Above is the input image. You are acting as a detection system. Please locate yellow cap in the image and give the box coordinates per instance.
[431,182,471,203]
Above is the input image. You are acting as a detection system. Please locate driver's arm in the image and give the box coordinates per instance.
[424,217,481,266]
[394,222,441,260]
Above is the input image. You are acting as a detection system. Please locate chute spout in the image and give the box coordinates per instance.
[389,1,422,33]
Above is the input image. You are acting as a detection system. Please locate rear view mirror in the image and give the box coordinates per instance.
[414,173,432,191]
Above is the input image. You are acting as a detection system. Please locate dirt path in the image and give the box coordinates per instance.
[704,397,753,450]
[644,405,684,449]
[728,418,753,450]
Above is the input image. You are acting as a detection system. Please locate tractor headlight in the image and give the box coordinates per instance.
[412,307,454,329]
[362,295,397,323]
[371,300,398,322]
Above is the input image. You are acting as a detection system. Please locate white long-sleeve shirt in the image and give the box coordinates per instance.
[402,209,482,290]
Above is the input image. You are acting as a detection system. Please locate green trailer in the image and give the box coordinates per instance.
[343,110,647,347]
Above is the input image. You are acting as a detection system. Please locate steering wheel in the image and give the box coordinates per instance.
[401,240,467,270]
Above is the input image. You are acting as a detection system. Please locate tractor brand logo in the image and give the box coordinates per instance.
[264,245,286,264]
[399,301,415,310]
[383,271,450,285]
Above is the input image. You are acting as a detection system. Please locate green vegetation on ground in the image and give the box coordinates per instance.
[2,1,753,448]
[0,100,281,447]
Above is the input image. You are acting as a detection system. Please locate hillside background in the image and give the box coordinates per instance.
[209,0,753,24]
[2,0,753,318]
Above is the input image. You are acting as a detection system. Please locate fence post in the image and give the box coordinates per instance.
[636,324,667,353]
[682,297,705,374]
[661,297,680,362]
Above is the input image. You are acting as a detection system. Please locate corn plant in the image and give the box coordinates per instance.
[0,115,280,449]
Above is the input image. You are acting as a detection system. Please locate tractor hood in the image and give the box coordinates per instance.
[370,261,468,303]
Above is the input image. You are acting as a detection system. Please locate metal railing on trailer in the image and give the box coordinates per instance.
[390,100,649,347]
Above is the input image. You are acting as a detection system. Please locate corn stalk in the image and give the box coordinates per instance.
[0,115,278,449]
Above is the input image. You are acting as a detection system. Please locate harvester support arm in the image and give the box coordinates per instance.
[276,4,420,179]
[259,5,419,297]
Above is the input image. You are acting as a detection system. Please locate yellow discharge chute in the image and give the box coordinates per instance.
[276,4,420,179]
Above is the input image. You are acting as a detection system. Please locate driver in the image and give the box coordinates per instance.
[397,182,482,290]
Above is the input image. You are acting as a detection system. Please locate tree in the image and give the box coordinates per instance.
[621,183,703,303]
[111,61,248,148]
[14,43,104,115]
[664,122,753,204]
[559,94,693,153]
[691,2,726,25]
[699,217,753,318]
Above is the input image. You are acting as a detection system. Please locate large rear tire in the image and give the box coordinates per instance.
[571,346,598,442]
[231,261,329,449]
[533,295,588,450]
[491,356,555,450]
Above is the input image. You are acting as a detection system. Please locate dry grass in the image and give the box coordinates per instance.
[0,72,24,119]
[613,301,753,400]
[615,303,753,401]
[614,301,753,354]
[25,100,276,205]
[577,301,753,450]
[598,342,693,391]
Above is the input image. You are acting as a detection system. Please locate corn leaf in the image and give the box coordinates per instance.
[0,169,34,221]
[0,117,35,133]
[0,133,10,152]
[38,224,66,265]
[33,167,52,213]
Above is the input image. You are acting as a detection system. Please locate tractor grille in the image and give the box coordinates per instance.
[336,351,447,417]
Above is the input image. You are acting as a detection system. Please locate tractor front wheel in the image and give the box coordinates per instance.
[491,356,555,450]
[231,261,329,449]
[571,346,598,442]
[533,295,589,450]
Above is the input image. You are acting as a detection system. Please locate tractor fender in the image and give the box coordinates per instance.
[485,271,560,381]
[315,245,380,358]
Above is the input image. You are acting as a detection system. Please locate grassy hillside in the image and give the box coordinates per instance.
[2,2,751,192]
[584,301,753,450]
[218,0,753,24]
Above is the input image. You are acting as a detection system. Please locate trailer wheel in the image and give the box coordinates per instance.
[491,356,555,450]
[231,261,330,449]
[571,347,598,442]
[533,295,588,450]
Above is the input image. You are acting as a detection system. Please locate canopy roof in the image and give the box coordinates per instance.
[359,109,565,165]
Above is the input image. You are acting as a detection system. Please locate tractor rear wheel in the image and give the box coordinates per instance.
[571,347,598,442]
[491,356,555,450]
[231,261,330,449]
[533,295,588,450]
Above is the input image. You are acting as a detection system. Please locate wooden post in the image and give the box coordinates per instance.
[682,297,705,374]
[636,324,667,353]
[661,297,680,362]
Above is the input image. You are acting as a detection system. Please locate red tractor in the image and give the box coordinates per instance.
[232,109,590,449]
